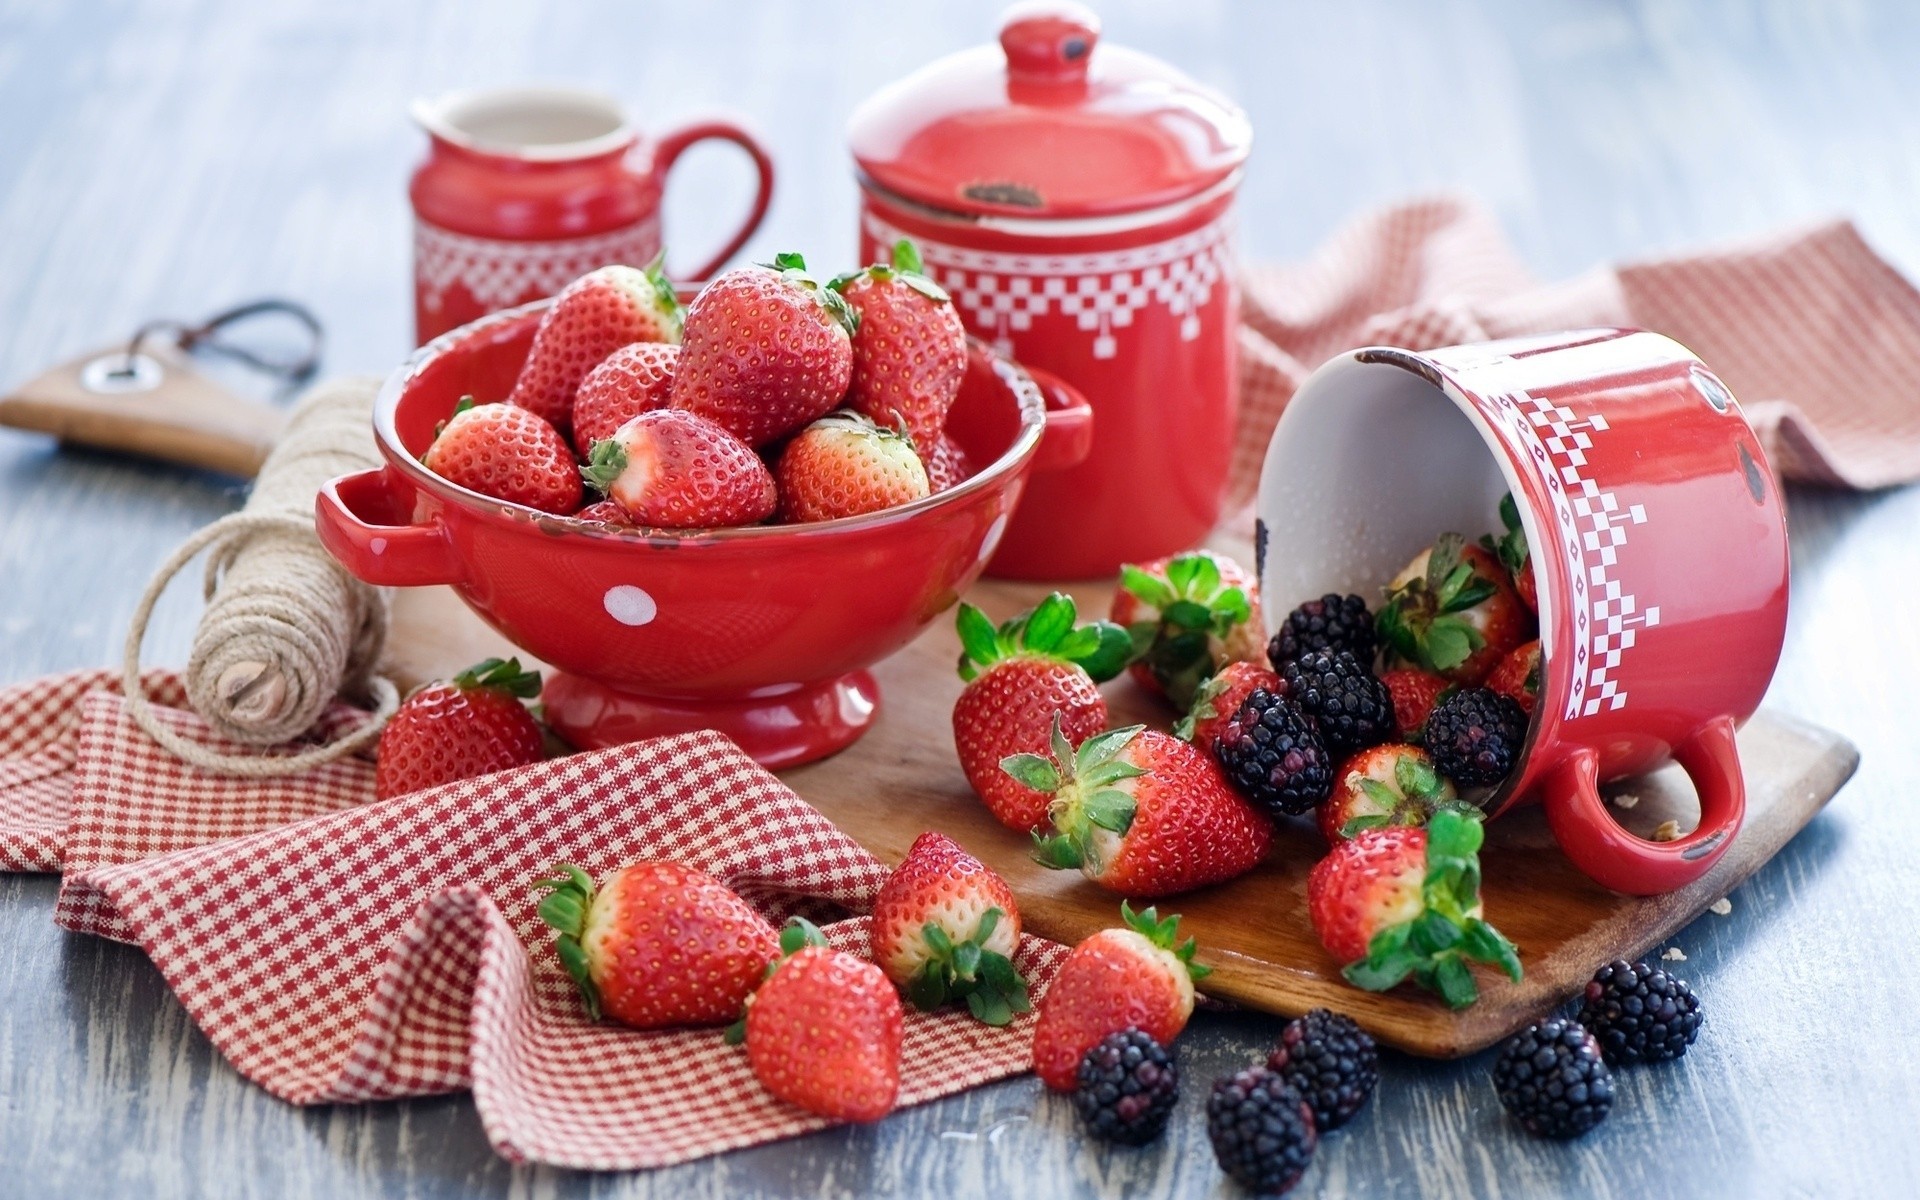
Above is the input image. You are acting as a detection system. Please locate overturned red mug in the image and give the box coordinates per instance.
[1257,329,1789,895]
[410,86,774,344]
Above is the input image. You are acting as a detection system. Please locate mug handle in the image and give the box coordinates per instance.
[314,468,465,588]
[651,119,776,284]
[1024,365,1095,472]
[1540,715,1746,896]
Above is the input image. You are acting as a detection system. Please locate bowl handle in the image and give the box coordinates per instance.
[314,468,464,588]
[1540,714,1746,895]
[1025,365,1095,472]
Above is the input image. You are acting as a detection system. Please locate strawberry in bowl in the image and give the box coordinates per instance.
[315,255,1095,767]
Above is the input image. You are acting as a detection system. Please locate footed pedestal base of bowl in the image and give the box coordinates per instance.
[540,670,881,769]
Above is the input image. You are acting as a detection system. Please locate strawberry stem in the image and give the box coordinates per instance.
[531,863,601,1021]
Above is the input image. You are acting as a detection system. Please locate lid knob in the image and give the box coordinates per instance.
[999,2,1100,86]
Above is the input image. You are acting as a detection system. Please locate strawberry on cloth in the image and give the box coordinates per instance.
[13,711,1069,1171]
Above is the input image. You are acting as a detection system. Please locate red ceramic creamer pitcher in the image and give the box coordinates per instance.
[848,3,1250,580]
[1256,329,1790,895]
[411,86,774,344]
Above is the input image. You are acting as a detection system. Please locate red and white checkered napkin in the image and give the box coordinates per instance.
[1230,195,1920,505]
[1,670,1065,1170]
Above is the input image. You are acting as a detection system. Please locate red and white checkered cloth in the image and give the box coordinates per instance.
[0,670,1066,1169]
[1229,195,1920,506]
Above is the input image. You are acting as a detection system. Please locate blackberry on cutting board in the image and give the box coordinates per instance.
[1423,687,1528,788]
[1278,649,1395,757]
[1207,1067,1318,1195]
[1266,1008,1380,1132]
[1212,690,1334,817]
[1269,593,1376,668]
[1491,1018,1615,1139]
[1577,959,1703,1065]
[1072,1029,1179,1145]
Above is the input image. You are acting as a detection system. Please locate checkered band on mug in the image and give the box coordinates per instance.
[414,217,664,315]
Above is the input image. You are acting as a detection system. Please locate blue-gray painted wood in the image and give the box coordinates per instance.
[0,2,1913,1196]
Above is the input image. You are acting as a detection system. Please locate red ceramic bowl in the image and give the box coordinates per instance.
[315,300,1093,768]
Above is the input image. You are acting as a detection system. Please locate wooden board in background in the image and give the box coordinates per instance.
[385,576,1857,1059]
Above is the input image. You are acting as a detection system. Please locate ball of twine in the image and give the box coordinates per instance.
[121,376,400,775]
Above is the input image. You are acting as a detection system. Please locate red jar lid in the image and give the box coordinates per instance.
[848,3,1251,220]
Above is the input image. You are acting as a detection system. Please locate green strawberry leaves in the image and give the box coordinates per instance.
[532,863,601,1020]
[764,250,860,336]
[905,905,1032,1027]
[455,656,543,699]
[1121,553,1256,709]
[580,438,627,497]
[1339,810,1522,1008]
[955,593,1131,684]
[1173,670,1234,741]
[639,252,685,339]
[1378,534,1494,674]
[829,238,952,305]
[1023,717,1148,874]
[1120,900,1212,982]
[1481,493,1532,579]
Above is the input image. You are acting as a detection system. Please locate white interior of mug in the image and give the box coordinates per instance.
[1255,353,1556,665]
[414,87,633,161]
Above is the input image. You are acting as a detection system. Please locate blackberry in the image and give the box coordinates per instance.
[1423,687,1527,787]
[1269,593,1376,668]
[1072,1029,1179,1145]
[1278,649,1394,756]
[1577,959,1703,1065]
[1267,1008,1379,1132]
[1207,1067,1318,1195]
[1213,690,1334,817]
[1491,1018,1614,1139]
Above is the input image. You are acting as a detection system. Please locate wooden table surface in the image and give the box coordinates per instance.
[1,2,1914,1196]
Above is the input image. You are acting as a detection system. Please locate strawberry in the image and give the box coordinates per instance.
[570,341,678,457]
[1306,810,1522,1008]
[1030,902,1208,1091]
[423,399,582,514]
[1483,493,1538,613]
[923,434,976,493]
[869,831,1030,1025]
[1377,534,1529,685]
[373,657,546,800]
[1380,668,1451,740]
[580,409,776,529]
[572,499,632,526]
[1112,551,1265,709]
[1022,718,1274,899]
[508,261,682,432]
[1318,743,1463,843]
[670,253,857,446]
[733,918,904,1123]
[1175,660,1281,750]
[532,861,779,1028]
[775,411,930,523]
[1486,640,1542,714]
[952,594,1130,832]
[830,239,967,456]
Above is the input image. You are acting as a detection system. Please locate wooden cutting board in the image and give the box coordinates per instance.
[383,568,1856,1058]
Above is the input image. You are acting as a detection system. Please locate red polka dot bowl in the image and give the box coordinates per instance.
[315,299,1093,767]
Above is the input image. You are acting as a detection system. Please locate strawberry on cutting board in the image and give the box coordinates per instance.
[1175,660,1281,751]
[952,593,1130,832]
[1112,550,1265,709]
[1318,743,1462,844]
[1306,809,1522,1009]
[374,657,546,800]
[581,408,777,529]
[570,341,679,458]
[1021,718,1274,899]
[1377,533,1530,686]
[1380,668,1451,740]
[670,253,857,447]
[831,239,967,457]
[775,411,930,522]
[532,861,779,1028]
[870,831,1029,1025]
[508,262,682,432]
[423,399,583,514]
[734,918,904,1123]
[1031,902,1208,1091]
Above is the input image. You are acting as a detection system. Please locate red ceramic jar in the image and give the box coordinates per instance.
[848,3,1251,580]
[314,301,1092,769]
[410,86,774,344]
[1257,329,1790,895]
